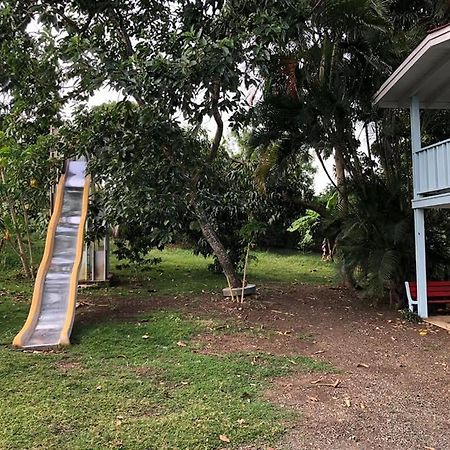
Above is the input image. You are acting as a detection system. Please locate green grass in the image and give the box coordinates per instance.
[102,247,336,297]
[250,248,335,284]
[0,244,335,448]
[0,301,332,450]
[0,244,335,299]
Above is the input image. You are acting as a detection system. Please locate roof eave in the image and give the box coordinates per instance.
[373,24,450,108]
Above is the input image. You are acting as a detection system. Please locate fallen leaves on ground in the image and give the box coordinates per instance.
[311,377,323,384]
[115,415,123,427]
[75,301,93,308]
[219,434,230,443]
[311,379,341,388]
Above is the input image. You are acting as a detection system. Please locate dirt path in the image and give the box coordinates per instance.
[77,284,450,449]
[255,285,450,450]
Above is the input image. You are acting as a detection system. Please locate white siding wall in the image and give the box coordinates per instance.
[415,138,450,195]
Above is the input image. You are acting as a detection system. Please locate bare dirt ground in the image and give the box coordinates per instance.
[77,284,450,450]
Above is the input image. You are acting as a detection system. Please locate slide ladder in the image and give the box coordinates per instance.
[13,159,90,349]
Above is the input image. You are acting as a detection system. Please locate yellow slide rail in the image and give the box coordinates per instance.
[13,174,67,348]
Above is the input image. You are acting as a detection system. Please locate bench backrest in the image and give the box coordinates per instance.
[408,281,450,298]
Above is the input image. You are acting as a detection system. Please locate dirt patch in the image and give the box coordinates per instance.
[74,294,204,326]
[77,283,450,450]
[56,360,84,373]
[194,332,313,357]
[256,285,450,450]
[133,366,162,378]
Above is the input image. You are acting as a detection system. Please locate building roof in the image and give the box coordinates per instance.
[373,23,450,109]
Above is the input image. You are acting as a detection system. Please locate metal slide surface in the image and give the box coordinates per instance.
[13,159,90,349]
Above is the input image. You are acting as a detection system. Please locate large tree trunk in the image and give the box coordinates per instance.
[187,80,241,289]
[334,146,355,288]
[334,146,347,211]
[193,202,241,288]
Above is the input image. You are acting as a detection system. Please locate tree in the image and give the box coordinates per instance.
[247,0,450,300]
[0,1,61,135]
[0,1,62,278]
[62,101,315,276]
[15,0,313,287]
[0,132,62,277]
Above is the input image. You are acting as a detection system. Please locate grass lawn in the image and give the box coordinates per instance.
[104,247,336,297]
[0,308,332,450]
[0,246,335,449]
[0,247,335,299]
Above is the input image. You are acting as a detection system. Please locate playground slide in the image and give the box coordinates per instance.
[13,159,90,349]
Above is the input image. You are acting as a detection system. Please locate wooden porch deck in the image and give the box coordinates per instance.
[425,315,450,331]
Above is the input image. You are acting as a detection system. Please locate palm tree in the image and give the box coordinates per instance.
[247,0,450,293]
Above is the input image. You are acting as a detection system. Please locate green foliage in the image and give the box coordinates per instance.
[335,177,414,298]
[288,209,321,251]
[335,174,450,301]
[239,220,267,243]
[248,0,395,165]
[288,191,338,252]
[0,132,59,222]
[0,132,62,277]
[2,0,323,286]
[29,0,311,128]
[60,102,314,274]
[61,101,203,261]
[399,308,422,324]
[0,2,63,278]
[244,0,450,303]
[5,0,450,300]
[194,149,314,272]
[0,2,61,136]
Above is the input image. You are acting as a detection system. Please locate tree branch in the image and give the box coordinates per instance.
[283,193,328,216]
[110,8,145,107]
[207,80,223,164]
[113,8,135,58]
[315,149,339,192]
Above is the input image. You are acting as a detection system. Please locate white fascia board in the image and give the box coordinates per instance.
[373,24,450,108]
[412,192,450,209]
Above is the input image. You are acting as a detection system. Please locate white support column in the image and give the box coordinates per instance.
[410,96,421,197]
[410,96,428,318]
[413,209,428,317]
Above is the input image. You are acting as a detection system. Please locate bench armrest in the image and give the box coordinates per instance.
[405,281,417,310]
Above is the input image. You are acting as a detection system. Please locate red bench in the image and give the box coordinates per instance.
[405,281,450,311]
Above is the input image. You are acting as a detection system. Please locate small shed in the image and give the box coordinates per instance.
[374,23,450,318]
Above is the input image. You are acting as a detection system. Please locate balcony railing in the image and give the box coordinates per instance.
[415,138,450,195]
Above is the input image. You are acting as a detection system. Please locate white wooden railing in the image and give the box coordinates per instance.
[415,138,450,195]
